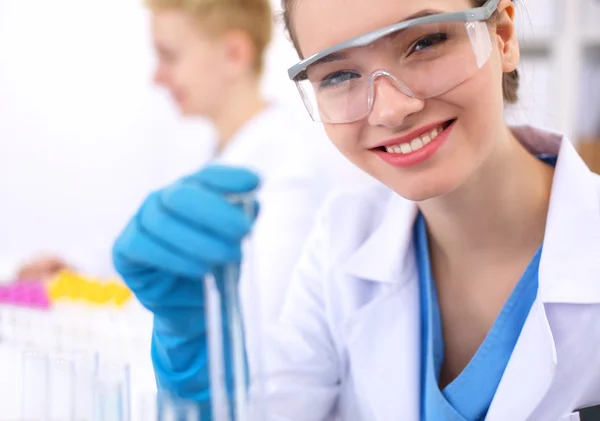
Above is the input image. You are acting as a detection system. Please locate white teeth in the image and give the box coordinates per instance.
[383,124,446,154]
[410,138,423,150]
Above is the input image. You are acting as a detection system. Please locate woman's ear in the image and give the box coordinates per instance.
[495,0,520,73]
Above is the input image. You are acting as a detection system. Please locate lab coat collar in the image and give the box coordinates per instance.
[535,130,600,304]
[484,298,558,421]
[486,128,600,420]
[343,192,418,284]
[343,273,422,421]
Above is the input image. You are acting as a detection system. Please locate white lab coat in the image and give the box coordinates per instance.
[261,126,600,421]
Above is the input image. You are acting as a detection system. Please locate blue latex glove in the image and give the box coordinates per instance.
[112,165,260,411]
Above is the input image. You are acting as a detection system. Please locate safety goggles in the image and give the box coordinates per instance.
[287,0,499,124]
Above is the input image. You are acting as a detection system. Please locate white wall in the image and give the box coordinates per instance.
[0,0,307,277]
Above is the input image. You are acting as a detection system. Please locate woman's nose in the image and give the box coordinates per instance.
[153,66,168,87]
[367,75,425,128]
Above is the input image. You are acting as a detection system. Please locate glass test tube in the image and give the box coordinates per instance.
[22,351,97,421]
[72,351,97,421]
[161,393,201,421]
[21,350,49,421]
[137,393,159,421]
[0,304,7,345]
[48,353,75,421]
[95,356,130,421]
[138,392,201,421]
[205,193,255,421]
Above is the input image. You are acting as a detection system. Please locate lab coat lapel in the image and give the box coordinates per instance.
[343,195,421,421]
[534,136,600,305]
[484,299,557,421]
[486,134,600,420]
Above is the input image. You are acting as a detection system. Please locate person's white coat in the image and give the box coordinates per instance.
[261,126,600,421]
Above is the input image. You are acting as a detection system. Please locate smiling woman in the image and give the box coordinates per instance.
[261,0,599,419]
[285,0,529,202]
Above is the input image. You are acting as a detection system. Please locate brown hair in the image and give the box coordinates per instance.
[281,0,520,103]
[146,0,273,74]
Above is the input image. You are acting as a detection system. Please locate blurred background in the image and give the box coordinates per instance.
[0,0,599,418]
[0,0,599,282]
[0,0,307,278]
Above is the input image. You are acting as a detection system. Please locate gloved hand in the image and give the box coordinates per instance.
[112,164,260,408]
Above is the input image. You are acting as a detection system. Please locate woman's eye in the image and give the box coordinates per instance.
[319,71,360,89]
[158,50,177,64]
[410,32,448,54]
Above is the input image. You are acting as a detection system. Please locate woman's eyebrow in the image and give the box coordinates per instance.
[306,8,446,71]
[310,52,349,69]
[399,8,445,22]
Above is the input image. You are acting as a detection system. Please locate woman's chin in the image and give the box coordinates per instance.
[177,104,192,116]
[390,179,462,203]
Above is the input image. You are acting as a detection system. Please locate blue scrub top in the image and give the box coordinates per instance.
[416,155,556,421]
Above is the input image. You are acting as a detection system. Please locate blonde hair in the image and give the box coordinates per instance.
[146,0,273,73]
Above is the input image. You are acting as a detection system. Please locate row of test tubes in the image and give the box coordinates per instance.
[0,296,216,420]
[0,298,155,419]
[21,349,205,421]
[0,300,152,361]
[21,349,130,421]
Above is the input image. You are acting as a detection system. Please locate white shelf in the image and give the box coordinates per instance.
[584,31,600,47]
[516,35,600,56]
[519,37,552,55]
[516,0,600,143]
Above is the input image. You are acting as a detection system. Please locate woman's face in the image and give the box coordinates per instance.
[292,0,518,202]
[151,9,227,116]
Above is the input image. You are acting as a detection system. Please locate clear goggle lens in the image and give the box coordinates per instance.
[295,20,492,123]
